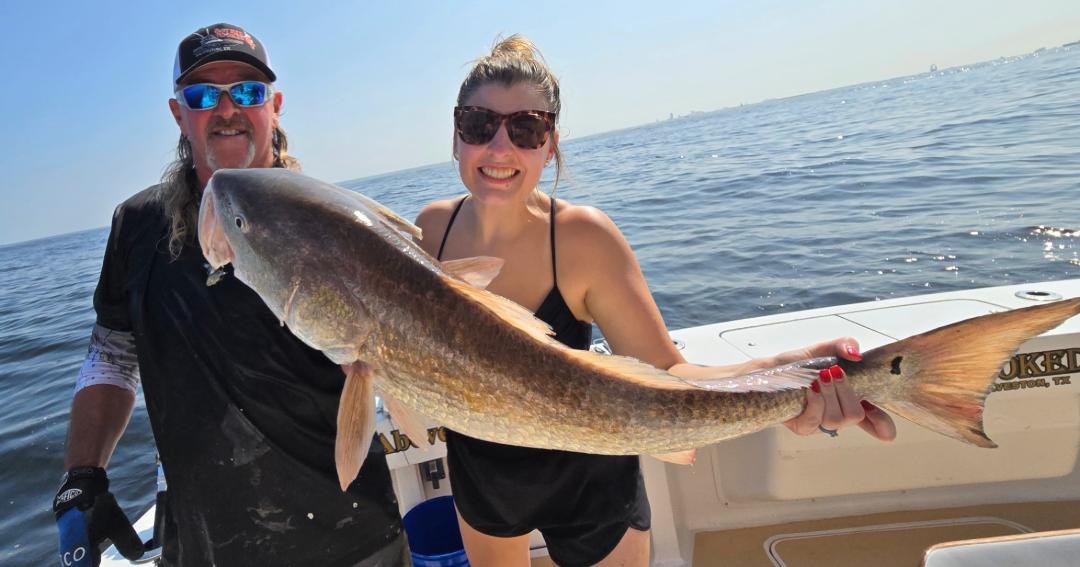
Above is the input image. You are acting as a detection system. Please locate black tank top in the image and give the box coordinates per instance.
[436,196,649,554]
[437,195,591,348]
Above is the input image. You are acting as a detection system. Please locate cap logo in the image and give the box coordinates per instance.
[192,27,256,58]
[212,27,256,50]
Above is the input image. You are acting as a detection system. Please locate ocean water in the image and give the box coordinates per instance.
[2,45,1078,565]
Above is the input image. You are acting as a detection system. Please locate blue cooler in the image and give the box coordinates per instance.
[402,496,469,566]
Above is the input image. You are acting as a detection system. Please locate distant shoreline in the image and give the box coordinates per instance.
[7,43,1075,250]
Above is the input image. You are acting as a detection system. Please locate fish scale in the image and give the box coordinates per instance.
[198,168,1080,490]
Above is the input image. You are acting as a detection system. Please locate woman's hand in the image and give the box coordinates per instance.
[778,337,897,441]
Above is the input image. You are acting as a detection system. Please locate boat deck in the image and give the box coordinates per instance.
[691,500,1080,566]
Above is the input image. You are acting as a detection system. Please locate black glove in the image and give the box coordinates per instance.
[54,466,145,566]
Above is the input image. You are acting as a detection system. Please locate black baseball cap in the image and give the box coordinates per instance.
[173,23,276,86]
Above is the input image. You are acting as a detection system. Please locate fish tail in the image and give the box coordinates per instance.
[865,297,1080,448]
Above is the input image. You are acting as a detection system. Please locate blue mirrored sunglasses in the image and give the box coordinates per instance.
[175,81,270,111]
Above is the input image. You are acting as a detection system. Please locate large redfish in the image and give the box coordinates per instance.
[197,169,1080,490]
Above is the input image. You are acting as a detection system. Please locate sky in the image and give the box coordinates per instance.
[1,1,1078,246]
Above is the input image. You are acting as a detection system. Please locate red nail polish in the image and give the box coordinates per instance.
[861,400,874,411]
[847,345,863,361]
[811,380,821,393]
[818,369,830,380]
[830,365,843,380]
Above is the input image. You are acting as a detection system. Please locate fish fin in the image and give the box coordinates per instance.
[870,297,1080,448]
[442,256,505,289]
[651,448,697,465]
[563,349,820,392]
[565,347,816,390]
[562,350,702,391]
[324,346,360,365]
[447,272,814,393]
[335,361,376,491]
[336,186,424,240]
[378,388,431,452]
[444,277,556,343]
[372,206,424,241]
[677,360,825,392]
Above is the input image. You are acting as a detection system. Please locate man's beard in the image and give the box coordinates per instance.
[205,115,257,172]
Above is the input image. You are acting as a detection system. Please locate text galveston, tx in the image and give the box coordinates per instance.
[993,347,1078,392]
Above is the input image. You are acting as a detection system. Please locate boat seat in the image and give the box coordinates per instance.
[922,528,1080,567]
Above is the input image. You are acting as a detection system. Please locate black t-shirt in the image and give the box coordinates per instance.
[94,185,402,566]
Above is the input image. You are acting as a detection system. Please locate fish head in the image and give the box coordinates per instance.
[197,168,390,361]
[199,168,298,290]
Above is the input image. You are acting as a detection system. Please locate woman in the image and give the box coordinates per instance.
[414,35,896,567]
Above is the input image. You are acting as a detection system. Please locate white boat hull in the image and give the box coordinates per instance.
[104,279,1080,566]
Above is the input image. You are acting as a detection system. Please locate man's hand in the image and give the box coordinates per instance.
[54,467,145,566]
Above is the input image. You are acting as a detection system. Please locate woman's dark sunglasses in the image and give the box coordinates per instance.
[454,106,556,150]
[175,81,270,111]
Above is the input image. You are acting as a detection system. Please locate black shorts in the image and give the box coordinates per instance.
[446,430,651,567]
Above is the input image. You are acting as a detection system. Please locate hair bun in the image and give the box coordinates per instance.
[490,34,542,62]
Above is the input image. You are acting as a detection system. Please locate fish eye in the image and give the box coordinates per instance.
[234,216,246,230]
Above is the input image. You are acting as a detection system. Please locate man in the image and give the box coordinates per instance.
[54,23,408,566]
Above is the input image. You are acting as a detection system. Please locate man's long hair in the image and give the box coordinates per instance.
[158,126,300,259]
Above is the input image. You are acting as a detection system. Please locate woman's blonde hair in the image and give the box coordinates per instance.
[458,34,564,193]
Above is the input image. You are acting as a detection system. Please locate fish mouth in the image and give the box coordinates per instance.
[198,187,235,273]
